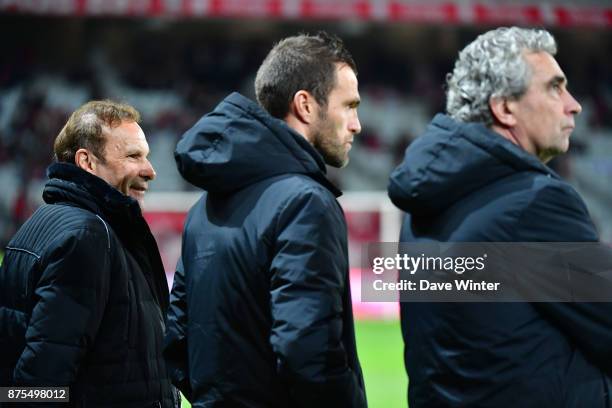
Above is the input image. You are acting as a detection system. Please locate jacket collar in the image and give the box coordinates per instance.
[43,162,143,222]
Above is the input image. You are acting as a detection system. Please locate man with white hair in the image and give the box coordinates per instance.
[388,27,610,407]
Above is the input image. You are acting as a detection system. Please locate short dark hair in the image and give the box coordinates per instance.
[54,100,141,164]
[255,31,357,119]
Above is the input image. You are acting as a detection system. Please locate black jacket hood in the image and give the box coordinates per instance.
[388,114,559,216]
[175,92,341,196]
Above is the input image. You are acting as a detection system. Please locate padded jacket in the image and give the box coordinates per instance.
[388,114,612,408]
[165,92,366,408]
[0,163,177,407]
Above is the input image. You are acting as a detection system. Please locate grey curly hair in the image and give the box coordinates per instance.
[446,27,557,126]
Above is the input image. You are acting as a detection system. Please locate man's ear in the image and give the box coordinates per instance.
[489,96,517,128]
[290,90,317,125]
[75,148,97,174]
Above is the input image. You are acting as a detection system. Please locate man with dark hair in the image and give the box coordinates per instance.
[165,32,366,407]
[389,27,611,407]
[0,100,178,407]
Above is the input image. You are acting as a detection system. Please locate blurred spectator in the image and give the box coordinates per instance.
[0,16,610,242]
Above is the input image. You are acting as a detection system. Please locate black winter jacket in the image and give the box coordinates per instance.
[0,163,177,407]
[165,92,366,407]
[388,114,612,408]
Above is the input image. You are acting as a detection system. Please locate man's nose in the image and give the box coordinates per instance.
[566,91,582,115]
[141,159,156,181]
[350,114,362,135]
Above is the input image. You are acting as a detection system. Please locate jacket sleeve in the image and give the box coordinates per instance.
[13,226,110,386]
[163,256,192,400]
[269,189,366,407]
[518,183,612,374]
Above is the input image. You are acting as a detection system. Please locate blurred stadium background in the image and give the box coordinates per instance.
[0,1,611,406]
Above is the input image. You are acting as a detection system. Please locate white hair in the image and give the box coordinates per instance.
[446,27,557,126]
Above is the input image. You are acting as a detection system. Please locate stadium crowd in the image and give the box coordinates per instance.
[0,17,611,245]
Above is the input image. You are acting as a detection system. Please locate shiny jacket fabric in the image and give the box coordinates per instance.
[388,114,612,407]
[165,92,366,407]
[0,163,177,407]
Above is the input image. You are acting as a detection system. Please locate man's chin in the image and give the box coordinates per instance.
[325,160,348,169]
[128,193,146,208]
[323,153,350,169]
[538,146,566,164]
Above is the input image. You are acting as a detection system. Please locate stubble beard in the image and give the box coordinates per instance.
[312,110,349,169]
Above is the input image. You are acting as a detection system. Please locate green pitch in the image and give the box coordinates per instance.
[356,319,407,408]
[181,319,407,408]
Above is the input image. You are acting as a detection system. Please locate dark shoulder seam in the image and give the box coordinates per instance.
[515,181,582,236]
[271,183,335,233]
[46,225,112,257]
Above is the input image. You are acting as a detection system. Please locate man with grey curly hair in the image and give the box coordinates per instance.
[446,27,557,126]
[445,26,580,163]
[388,27,609,407]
